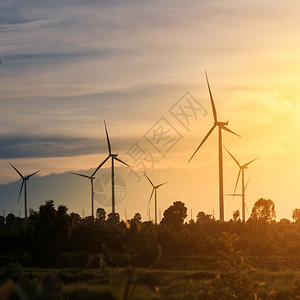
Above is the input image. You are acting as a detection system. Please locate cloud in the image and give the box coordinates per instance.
[0,134,131,159]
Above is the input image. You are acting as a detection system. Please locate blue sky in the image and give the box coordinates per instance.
[1,0,300,220]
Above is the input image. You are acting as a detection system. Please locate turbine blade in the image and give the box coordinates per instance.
[233,168,241,195]
[221,125,241,137]
[242,157,259,168]
[144,172,154,187]
[18,180,24,204]
[147,188,154,208]
[104,120,112,155]
[244,177,250,191]
[26,170,40,179]
[156,182,167,188]
[188,124,216,163]
[114,157,130,167]
[93,156,110,175]
[9,162,24,179]
[71,172,91,179]
[223,146,241,167]
[205,71,218,122]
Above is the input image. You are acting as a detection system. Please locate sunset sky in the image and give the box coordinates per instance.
[1,0,300,221]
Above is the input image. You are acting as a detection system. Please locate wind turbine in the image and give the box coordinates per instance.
[188,71,240,222]
[71,166,100,218]
[9,162,39,219]
[144,172,167,224]
[224,146,258,222]
[93,121,130,214]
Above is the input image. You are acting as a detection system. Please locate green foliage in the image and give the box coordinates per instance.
[1,263,63,299]
[104,220,166,300]
[103,220,161,268]
[86,253,108,273]
[198,232,259,299]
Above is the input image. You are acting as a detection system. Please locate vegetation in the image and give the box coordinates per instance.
[0,198,300,299]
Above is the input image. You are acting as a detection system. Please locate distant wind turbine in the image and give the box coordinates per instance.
[71,166,101,218]
[9,162,39,219]
[224,146,258,222]
[144,172,167,224]
[93,121,130,214]
[188,71,240,222]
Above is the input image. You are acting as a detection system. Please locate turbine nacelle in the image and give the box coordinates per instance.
[215,121,228,126]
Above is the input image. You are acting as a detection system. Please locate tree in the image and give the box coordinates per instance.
[279,218,290,225]
[132,213,142,223]
[0,216,4,234]
[107,212,120,227]
[96,208,106,224]
[31,200,71,266]
[161,201,187,228]
[250,198,276,223]
[232,210,240,223]
[292,208,300,223]
[55,205,70,247]
[196,211,214,224]
[5,213,17,233]
[70,212,80,227]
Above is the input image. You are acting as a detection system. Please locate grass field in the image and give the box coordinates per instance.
[1,263,299,299]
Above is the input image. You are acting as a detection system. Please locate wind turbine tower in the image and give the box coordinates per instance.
[144,172,167,224]
[9,162,39,219]
[224,147,258,222]
[188,71,240,222]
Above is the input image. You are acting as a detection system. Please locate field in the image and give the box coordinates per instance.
[1,203,300,299]
[1,254,300,300]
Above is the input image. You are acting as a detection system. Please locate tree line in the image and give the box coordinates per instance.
[0,198,300,267]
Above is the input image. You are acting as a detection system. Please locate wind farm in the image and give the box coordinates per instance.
[1,78,300,299]
[1,0,300,297]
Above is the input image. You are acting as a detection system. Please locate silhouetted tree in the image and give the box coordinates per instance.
[107,212,120,227]
[5,213,22,234]
[55,205,70,249]
[96,208,106,225]
[292,208,300,223]
[232,210,240,222]
[279,218,290,225]
[196,211,214,224]
[132,213,142,223]
[161,201,187,228]
[250,198,275,223]
[31,200,71,266]
[70,212,80,227]
[0,216,4,234]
